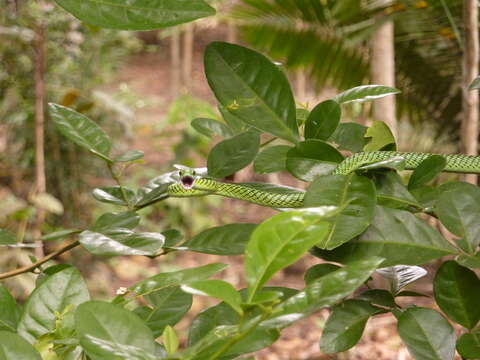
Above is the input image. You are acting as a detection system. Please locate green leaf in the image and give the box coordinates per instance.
[408,155,446,190]
[304,100,341,140]
[286,140,344,181]
[357,289,397,309]
[245,208,334,301]
[162,325,179,356]
[254,145,291,174]
[36,264,73,287]
[304,263,341,285]
[375,172,422,210]
[0,229,16,246]
[397,307,455,360]
[49,103,111,160]
[296,108,309,126]
[469,76,480,90]
[0,285,20,332]
[304,174,376,249]
[363,120,396,152]
[114,150,144,162]
[41,229,80,241]
[79,230,164,257]
[182,223,256,255]
[75,301,156,360]
[92,211,140,232]
[312,206,457,267]
[218,105,247,134]
[191,118,233,138]
[54,0,215,30]
[456,253,480,269]
[0,331,41,360]
[137,287,192,338]
[334,85,401,104]
[330,122,368,152]
[135,183,170,208]
[320,299,381,353]
[92,186,137,206]
[457,332,480,359]
[182,280,243,315]
[277,257,383,317]
[433,261,480,329]
[435,182,480,251]
[207,130,260,178]
[162,229,183,247]
[18,267,90,343]
[205,42,298,143]
[131,263,228,297]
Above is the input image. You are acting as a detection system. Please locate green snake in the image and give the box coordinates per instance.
[166,151,480,208]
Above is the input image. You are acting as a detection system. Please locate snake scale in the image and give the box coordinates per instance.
[167,151,480,208]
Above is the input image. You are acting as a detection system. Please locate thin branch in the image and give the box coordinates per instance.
[0,240,80,280]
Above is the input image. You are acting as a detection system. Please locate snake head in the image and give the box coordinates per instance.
[173,164,206,190]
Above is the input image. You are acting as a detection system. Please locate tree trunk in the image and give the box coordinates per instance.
[461,0,479,184]
[33,11,47,258]
[182,23,194,90]
[370,5,397,140]
[170,27,181,97]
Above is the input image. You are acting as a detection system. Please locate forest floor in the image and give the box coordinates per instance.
[89,29,457,360]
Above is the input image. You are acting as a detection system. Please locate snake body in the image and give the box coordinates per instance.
[167,151,480,208]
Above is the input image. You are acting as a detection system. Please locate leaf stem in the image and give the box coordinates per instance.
[0,240,80,280]
[107,163,132,209]
[260,136,278,148]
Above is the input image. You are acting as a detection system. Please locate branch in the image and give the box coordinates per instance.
[0,240,80,280]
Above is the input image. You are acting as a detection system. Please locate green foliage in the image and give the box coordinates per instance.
[2,9,480,360]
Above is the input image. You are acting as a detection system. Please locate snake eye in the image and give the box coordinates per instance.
[192,170,196,176]
[179,170,184,177]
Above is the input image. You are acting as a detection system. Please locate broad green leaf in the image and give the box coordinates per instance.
[457,332,480,359]
[162,229,183,247]
[92,211,140,232]
[131,263,228,297]
[18,267,90,343]
[0,229,16,246]
[218,105,247,134]
[433,261,480,329]
[330,122,368,152]
[205,42,298,143]
[191,118,233,138]
[207,130,260,178]
[320,299,381,353]
[54,0,215,30]
[357,289,397,309]
[114,150,144,162]
[41,229,80,241]
[182,280,242,315]
[363,120,396,152]
[304,100,341,140]
[286,140,344,181]
[92,186,137,206]
[312,206,456,266]
[377,265,427,294]
[296,108,309,126]
[408,155,446,190]
[456,253,480,268]
[0,331,41,360]
[0,285,20,332]
[304,174,376,249]
[135,183,170,208]
[375,172,422,210]
[435,182,480,251]
[304,263,340,285]
[137,287,192,337]
[49,103,111,160]
[79,230,164,257]
[469,76,480,90]
[75,301,156,360]
[35,264,73,287]
[397,307,455,360]
[277,257,383,317]
[182,223,256,255]
[246,208,334,301]
[254,145,291,174]
[334,85,400,104]
[162,326,179,356]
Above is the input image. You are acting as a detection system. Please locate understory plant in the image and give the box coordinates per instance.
[1,2,480,360]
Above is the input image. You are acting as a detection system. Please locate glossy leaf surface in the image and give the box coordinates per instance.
[254,145,291,174]
[304,100,341,140]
